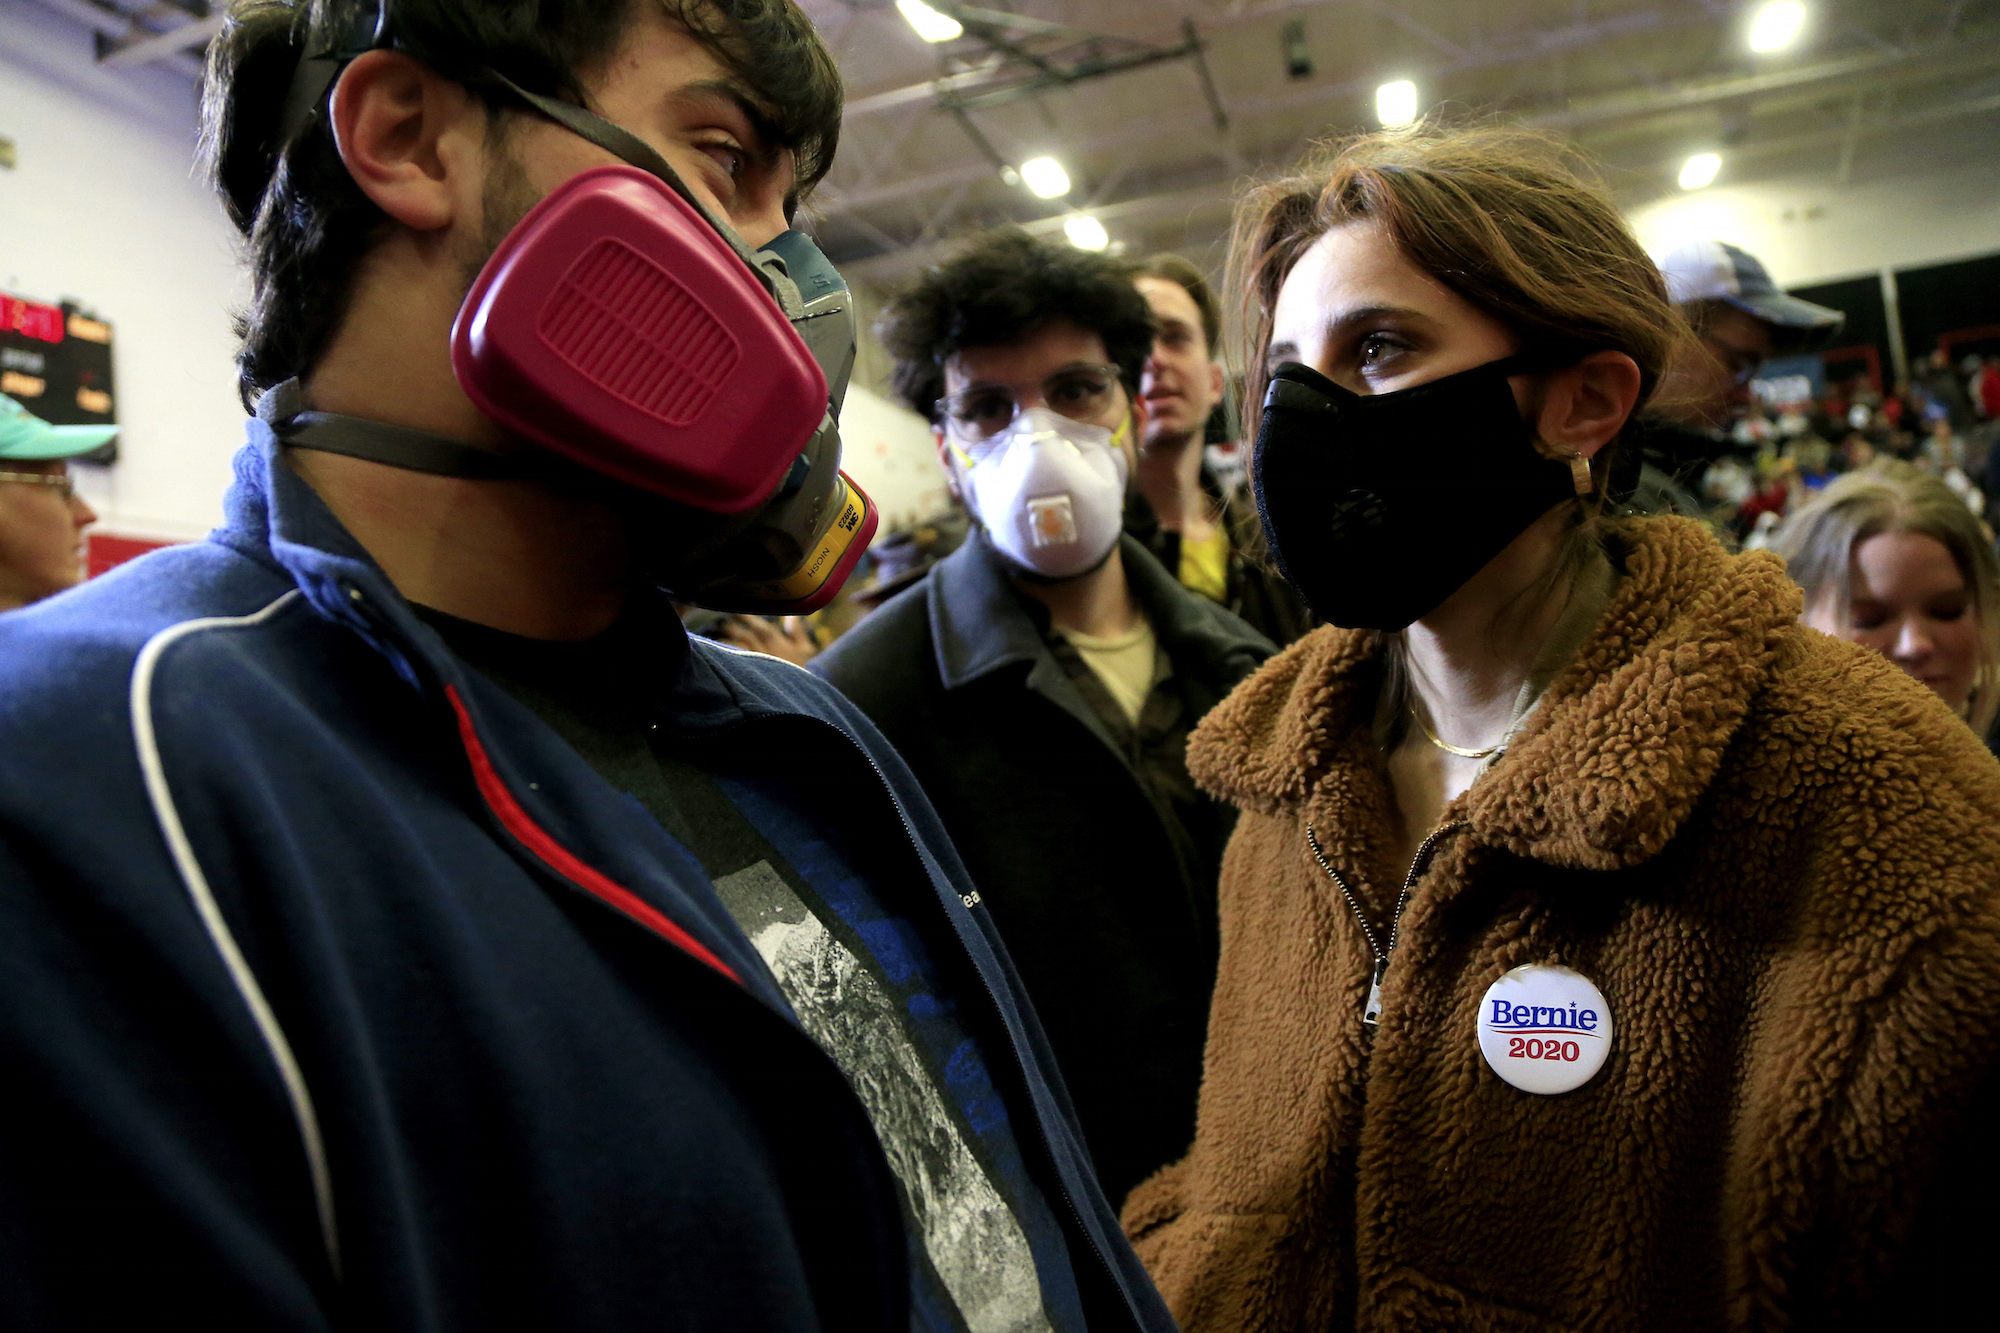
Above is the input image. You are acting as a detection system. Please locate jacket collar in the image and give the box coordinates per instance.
[928,527,1050,690]
[216,427,762,729]
[928,526,1270,692]
[1186,517,1801,871]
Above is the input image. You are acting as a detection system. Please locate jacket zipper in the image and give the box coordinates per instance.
[714,710,1136,1327]
[1306,820,1467,1031]
[444,684,743,984]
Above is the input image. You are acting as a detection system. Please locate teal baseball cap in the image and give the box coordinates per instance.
[0,394,118,460]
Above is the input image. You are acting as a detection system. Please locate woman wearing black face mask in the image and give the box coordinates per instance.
[1120,126,2000,1331]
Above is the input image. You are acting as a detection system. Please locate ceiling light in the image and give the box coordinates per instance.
[1678,152,1722,190]
[1375,80,1418,128]
[1064,215,1109,251]
[896,0,962,44]
[1020,157,1072,199]
[1748,1,1806,53]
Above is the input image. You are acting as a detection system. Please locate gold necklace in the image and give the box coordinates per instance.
[1409,706,1503,760]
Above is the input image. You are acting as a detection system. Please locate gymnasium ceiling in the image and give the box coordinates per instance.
[25,0,2000,287]
[795,0,2000,285]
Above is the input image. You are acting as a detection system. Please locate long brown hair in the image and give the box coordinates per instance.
[1226,121,1695,493]
[1773,460,2000,735]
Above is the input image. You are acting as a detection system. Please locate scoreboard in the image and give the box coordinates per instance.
[0,290,116,462]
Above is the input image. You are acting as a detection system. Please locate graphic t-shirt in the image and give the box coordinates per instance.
[418,600,1085,1333]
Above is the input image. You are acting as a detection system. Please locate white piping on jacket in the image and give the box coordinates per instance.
[128,590,341,1276]
[700,636,817,672]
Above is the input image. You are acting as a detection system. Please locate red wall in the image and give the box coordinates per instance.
[86,532,176,579]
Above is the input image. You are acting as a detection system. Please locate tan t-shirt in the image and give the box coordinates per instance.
[1057,616,1159,726]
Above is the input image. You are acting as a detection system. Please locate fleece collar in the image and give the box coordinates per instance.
[1186,517,1802,871]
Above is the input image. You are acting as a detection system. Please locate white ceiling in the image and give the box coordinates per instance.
[799,0,2000,285]
[25,0,2000,287]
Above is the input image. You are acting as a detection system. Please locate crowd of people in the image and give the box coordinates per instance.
[1658,346,2000,555]
[2,0,1998,1328]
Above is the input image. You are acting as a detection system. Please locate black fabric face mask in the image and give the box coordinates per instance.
[1252,354,1579,631]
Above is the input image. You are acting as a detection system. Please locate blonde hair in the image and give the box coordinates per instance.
[1773,459,2000,734]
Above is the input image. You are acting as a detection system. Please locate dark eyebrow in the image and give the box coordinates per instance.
[952,360,1108,393]
[1322,303,1435,338]
[1267,304,1438,369]
[675,77,785,168]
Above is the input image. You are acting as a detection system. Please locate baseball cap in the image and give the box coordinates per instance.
[0,394,118,460]
[1652,239,1845,351]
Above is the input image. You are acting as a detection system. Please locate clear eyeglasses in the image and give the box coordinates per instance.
[935,362,1122,447]
[0,470,77,502]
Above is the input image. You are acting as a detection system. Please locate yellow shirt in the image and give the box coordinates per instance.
[1057,617,1158,726]
[1178,525,1230,604]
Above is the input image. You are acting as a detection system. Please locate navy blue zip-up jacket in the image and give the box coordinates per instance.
[0,427,1179,1333]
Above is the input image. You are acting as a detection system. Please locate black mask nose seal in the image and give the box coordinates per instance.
[1251,354,1584,631]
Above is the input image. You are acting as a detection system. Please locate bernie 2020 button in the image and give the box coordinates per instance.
[1476,964,1614,1095]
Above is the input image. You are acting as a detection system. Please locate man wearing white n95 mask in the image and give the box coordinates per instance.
[812,229,1275,1210]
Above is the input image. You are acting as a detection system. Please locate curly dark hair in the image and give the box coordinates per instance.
[201,0,842,409]
[877,229,1157,421]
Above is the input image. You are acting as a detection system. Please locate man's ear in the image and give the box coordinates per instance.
[328,50,486,233]
[933,426,963,503]
[1206,359,1226,407]
[1537,350,1642,462]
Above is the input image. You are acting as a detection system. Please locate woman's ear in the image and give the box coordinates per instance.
[328,50,485,233]
[1537,350,1643,462]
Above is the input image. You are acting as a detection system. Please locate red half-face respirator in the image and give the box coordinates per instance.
[448,163,875,613]
[271,30,877,615]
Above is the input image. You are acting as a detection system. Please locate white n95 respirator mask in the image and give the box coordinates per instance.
[952,408,1130,579]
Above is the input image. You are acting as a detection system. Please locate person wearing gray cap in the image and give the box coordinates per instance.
[1623,239,1844,515]
[0,394,106,611]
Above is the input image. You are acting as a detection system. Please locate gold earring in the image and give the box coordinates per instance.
[1568,452,1594,497]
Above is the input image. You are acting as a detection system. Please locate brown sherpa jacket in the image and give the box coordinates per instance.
[1122,516,2000,1331]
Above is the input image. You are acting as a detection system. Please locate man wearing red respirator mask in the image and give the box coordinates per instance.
[0,3,1177,1331]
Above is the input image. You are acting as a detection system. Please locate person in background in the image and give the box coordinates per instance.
[847,508,968,610]
[1775,459,2000,743]
[1622,238,1843,514]
[814,229,1274,1208]
[0,2,1175,1329]
[0,394,106,610]
[708,510,973,662]
[1977,353,2000,421]
[710,611,820,664]
[1917,347,1977,432]
[1123,124,2000,1330]
[1125,253,1313,646]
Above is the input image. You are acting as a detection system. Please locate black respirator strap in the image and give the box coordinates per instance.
[257,379,570,482]
[483,73,804,319]
[268,5,800,316]
[281,414,542,480]
[276,2,392,154]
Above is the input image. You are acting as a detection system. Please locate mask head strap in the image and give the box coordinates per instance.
[276,2,392,157]
[478,72,803,318]
[268,1,804,318]
[257,378,602,487]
